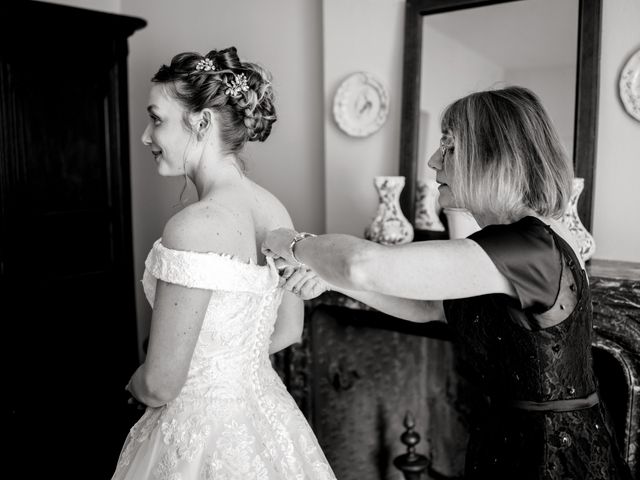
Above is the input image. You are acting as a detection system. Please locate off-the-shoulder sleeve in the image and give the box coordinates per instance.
[143,239,278,294]
[468,217,561,312]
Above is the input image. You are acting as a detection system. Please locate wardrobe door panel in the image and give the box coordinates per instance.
[1,3,146,478]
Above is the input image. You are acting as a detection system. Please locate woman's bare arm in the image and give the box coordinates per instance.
[278,262,443,323]
[333,288,444,323]
[265,230,515,301]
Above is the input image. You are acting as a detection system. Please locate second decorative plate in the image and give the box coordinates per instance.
[620,49,640,122]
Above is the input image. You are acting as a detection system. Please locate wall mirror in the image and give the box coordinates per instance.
[399,0,602,233]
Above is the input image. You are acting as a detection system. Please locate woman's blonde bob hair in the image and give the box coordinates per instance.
[441,86,573,222]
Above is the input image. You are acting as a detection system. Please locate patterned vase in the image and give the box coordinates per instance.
[365,176,414,245]
[415,179,445,231]
[561,177,596,261]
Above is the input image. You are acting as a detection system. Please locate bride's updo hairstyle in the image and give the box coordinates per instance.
[152,46,276,155]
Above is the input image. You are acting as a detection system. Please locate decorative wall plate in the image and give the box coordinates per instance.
[619,49,640,122]
[333,72,389,137]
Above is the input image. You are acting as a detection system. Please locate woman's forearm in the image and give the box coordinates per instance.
[332,287,444,323]
[294,234,379,290]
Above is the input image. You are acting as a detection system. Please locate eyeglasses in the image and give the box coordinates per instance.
[440,138,453,162]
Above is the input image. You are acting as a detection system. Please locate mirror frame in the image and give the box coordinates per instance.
[399,0,602,232]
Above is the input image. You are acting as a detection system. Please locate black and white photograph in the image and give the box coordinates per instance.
[2,0,639,478]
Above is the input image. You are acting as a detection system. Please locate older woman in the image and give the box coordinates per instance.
[263,86,632,479]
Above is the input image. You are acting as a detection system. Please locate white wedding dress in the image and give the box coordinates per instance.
[112,240,336,480]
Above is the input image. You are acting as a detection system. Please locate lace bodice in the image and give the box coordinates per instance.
[142,239,280,299]
[112,240,336,480]
[143,239,284,398]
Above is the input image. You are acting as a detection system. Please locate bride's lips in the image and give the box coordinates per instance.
[152,150,162,161]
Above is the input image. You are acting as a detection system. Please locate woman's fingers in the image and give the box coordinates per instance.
[300,276,331,300]
[283,268,315,293]
[274,258,298,287]
[298,277,325,300]
[274,258,295,276]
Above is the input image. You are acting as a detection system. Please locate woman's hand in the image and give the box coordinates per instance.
[275,258,330,300]
[262,228,298,264]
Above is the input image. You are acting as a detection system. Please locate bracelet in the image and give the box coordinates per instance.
[288,232,317,267]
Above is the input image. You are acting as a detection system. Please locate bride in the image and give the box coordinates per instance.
[111,47,335,480]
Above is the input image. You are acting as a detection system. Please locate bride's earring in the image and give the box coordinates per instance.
[196,113,210,141]
[196,121,205,141]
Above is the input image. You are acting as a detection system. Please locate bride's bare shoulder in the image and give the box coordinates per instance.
[161,201,250,257]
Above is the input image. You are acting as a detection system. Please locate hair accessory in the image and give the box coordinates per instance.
[224,73,250,98]
[195,58,216,72]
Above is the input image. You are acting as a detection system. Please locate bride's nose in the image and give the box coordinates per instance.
[141,124,152,146]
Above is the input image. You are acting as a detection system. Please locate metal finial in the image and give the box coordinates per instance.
[393,410,430,480]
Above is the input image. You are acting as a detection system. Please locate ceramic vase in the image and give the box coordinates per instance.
[365,176,414,245]
[561,177,596,261]
[415,179,445,231]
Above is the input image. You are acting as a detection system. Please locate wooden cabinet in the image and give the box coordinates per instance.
[0,2,145,477]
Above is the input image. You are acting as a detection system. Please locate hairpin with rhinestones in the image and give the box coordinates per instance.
[224,73,250,98]
[195,58,216,72]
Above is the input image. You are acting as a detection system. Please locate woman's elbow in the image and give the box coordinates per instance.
[344,248,378,291]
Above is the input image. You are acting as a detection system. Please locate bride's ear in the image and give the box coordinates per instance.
[192,109,214,140]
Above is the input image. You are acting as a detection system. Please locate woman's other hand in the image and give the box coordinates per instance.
[275,258,329,300]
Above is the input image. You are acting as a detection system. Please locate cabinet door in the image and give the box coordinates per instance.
[0,10,142,478]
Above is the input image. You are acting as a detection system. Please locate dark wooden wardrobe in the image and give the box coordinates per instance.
[0,2,145,477]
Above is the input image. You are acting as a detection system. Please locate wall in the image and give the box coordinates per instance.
[323,0,406,236]
[592,0,640,262]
